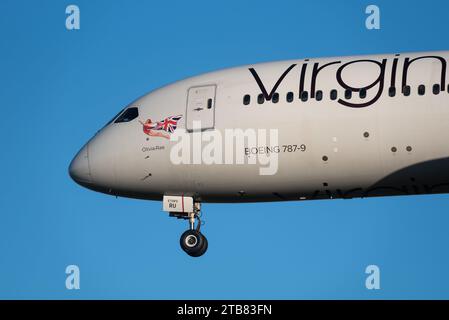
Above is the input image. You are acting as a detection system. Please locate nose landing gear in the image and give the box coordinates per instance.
[179,212,208,257]
[167,197,208,257]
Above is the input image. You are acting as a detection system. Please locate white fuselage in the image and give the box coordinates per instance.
[69,51,449,203]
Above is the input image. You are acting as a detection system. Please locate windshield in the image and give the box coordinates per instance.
[114,107,139,123]
[103,108,126,128]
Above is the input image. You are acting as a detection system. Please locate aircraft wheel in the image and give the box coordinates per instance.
[180,230,208,257]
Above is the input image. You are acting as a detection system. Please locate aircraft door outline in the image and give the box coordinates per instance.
[186,85,217,131]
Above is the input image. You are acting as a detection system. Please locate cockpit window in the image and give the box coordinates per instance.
[114,107,139,123]
[103,107,125,128]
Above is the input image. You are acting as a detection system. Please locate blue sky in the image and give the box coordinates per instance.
[1,0,449,299]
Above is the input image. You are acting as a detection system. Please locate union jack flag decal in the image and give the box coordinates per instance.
[141,114,183,139]
[153,115,182,133]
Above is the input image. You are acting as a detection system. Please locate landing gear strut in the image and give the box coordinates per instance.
[168,200,208,257]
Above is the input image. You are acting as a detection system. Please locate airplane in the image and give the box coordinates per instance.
[69,50,449,257]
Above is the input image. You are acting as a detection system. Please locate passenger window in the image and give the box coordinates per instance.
[330,89,338,100]
[403,85,411,96]
[389,87,396,97]
[315,90,323,101]
[114,107,139,123]
[359,88,367,99]
[243,94,251,105]
[345,89,352,99]
[300,91,308,102]
[433,84,440,95]
[286,92,294,102]
[272,92,279,103]
[418,85,425,96]
[257,94,264,104]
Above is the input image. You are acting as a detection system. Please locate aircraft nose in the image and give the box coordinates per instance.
[69,143,91,185]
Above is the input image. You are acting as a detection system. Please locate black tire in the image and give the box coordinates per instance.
[189,234,208,257]
[180,230,205,256]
